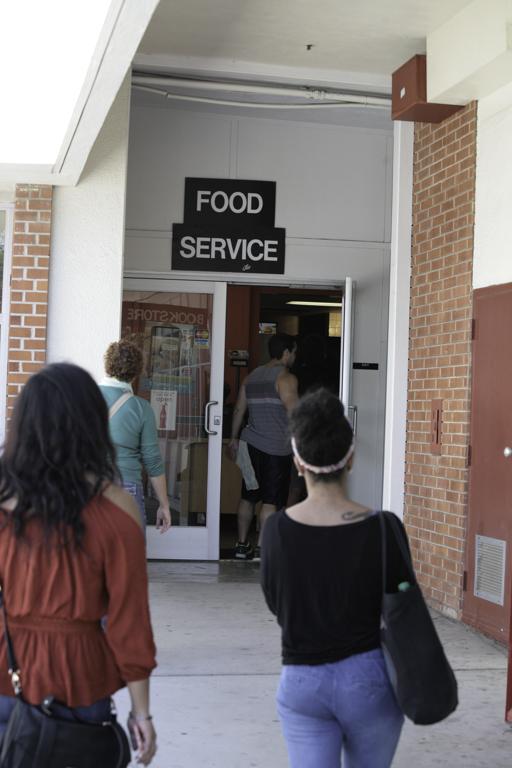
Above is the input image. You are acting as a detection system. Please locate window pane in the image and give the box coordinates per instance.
[121,290,213,529]
[0,210,5,313]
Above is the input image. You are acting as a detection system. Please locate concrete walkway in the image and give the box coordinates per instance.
[114,562,512,767]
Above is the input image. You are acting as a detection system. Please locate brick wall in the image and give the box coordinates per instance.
[404,103,477,619]
[7,184,52,417]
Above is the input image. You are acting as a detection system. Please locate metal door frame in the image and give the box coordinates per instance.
[123,277,226,560]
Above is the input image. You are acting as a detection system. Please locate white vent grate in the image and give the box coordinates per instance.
[475,535,506,606]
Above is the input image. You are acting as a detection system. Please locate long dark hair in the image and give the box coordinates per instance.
[0,363,118,544]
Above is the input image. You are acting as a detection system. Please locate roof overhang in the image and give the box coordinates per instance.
[0,0,160,189]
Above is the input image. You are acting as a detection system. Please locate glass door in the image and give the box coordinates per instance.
[340,276,355,422]
[339,277,358,499]
[122,278,226,560]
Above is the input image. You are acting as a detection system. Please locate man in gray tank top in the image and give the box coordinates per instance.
[228,334,298,560]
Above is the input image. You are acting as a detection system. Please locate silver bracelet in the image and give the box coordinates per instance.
[129,711,153,722]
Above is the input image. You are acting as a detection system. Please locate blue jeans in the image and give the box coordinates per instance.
[0,694,112,739]
[122,481,147,531]
[277,649,403,768]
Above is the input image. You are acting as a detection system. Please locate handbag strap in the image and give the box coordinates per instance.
[378,511,415,594]
[108,392,133,420]
[111,720,130,768]
[0,585,22,695]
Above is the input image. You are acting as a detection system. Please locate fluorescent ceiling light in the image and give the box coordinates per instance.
[286,300,342,307]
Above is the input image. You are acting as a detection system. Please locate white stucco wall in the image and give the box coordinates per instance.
[0,185,14,203]
[47,75,131,380]
[473,85,512,289]
[382,121,413,518]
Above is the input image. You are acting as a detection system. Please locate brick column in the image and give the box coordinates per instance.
[7,184,52,417]
[404,103,477,619]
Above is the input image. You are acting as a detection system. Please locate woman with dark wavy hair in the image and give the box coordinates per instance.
[261,388,408,768]
[0,363,158,765]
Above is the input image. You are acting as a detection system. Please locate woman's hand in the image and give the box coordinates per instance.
[127,713,157,765]
[149,475,172,533]
[156,505,171,533]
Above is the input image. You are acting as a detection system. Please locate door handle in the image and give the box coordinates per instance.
[504,446,512,458]
[347,405,358,436]
[204,400,219,435]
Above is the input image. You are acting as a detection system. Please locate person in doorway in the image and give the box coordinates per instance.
[228,333,298,560]
[100,340,171,534]
[0,363,158,765]
[287,332,338,506]
[261,388,407,768]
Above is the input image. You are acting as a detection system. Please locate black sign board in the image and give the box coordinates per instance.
[183,178,276,230]
[172,178,285,274]
[353,362,379,370]
[172,225,285,274]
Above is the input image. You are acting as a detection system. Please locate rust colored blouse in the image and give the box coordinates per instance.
[0,495,156,707]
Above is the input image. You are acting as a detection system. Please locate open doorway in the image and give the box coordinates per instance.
[219,284,343,558]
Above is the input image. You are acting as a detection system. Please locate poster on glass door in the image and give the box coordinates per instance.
[150,389,177,431]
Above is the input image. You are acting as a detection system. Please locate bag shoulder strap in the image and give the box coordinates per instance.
[0,585,22,695]
[378,511,415,594]
[108,392,133,420]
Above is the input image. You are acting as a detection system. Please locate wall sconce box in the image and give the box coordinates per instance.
[392,55,464,123]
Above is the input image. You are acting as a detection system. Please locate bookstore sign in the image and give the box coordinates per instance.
[172,178,285,274]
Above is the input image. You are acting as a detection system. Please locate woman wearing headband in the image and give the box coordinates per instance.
[261,388,408,768]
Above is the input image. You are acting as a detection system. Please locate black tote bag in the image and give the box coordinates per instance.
[379,511,458,725]
[0,698,130,768]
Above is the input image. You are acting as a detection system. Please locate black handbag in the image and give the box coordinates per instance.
[379,511,458,725]
[0,586,131,768]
